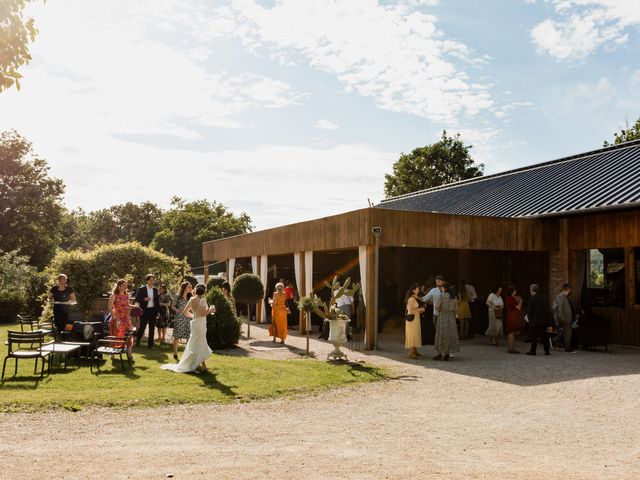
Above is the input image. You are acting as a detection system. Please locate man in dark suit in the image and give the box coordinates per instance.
[135,274,159,349]
[526,283,552,356]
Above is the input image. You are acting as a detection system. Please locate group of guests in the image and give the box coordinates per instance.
[405,275,578,360]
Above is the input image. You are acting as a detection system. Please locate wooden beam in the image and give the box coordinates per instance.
[298,252,305,334]
[364,244,376,350]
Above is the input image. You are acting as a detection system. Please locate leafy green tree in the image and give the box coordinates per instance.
[152,197,252,267]
[0,0,38,92]
[0,130,65,268]
[604,117,640,146]
[0,250,37,322]
[384,131,483,198]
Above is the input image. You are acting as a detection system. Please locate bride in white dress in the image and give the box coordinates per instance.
[161,284,214,373]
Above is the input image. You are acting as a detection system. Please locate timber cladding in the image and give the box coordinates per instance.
[566,208,640,249]
[202,207,559,262]
[370,209,558,251]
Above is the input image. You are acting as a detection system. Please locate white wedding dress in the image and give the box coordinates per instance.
[161,297,213,373]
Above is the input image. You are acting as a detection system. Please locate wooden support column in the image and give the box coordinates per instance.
[256,255,262,324]
[299,252,306,334]
[364,244,376,350]
[203,262,209,284]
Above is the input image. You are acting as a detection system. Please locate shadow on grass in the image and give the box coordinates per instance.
[196,369,238,398]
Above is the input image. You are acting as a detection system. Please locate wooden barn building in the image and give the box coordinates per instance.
[203,139,640,350]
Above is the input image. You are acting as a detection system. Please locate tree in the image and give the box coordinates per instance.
[152,197,252,267]
[58,202,164,250]
[0,250,37,322]
[384,131,484,198]
[604,117,640,146]
[0,0,38,92]
[0,130,65,268]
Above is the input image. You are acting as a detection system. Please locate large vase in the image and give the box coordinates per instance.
[326,317,350,361]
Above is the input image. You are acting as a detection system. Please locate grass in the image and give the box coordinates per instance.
[0,322,386,412]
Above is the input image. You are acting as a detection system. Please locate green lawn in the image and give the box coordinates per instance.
[0,322,385,412]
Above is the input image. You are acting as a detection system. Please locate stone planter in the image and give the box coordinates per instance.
[326,317,350,361]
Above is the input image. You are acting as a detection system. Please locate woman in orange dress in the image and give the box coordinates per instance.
[269,283,288,344]
[108,279,135,360]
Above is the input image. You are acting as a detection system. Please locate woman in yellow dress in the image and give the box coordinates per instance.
[269,282,288,344]
[405,283,425,359]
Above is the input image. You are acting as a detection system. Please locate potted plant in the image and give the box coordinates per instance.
[231,273,264,339]
[296,294,322,356]
[313,276,360,361]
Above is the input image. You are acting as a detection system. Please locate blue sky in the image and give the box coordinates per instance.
[1,0,639,229]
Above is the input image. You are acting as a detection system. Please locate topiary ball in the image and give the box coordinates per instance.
[231,273,264,304]
[206,276,226,291]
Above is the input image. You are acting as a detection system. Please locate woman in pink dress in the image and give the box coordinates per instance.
[108,279,135,361]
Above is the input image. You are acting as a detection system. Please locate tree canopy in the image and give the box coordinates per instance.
[0,130,65,268]
[384,131,484,198]
[604,117,640,147]
[151,197,252,267]
[0,0,38,92]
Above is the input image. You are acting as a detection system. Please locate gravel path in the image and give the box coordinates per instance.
[1,324,639,479]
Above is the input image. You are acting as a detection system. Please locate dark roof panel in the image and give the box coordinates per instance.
[377,139,640,217]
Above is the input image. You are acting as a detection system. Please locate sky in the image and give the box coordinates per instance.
[1,0,639,230]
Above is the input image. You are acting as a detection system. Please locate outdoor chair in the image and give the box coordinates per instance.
[2,331,52,381]
[91,330,135,373]
[17,314,54,335]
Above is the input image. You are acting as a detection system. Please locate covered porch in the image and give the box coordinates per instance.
[202,207,559,350]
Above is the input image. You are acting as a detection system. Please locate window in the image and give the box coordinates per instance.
[586,248,625,309]
[588,249,604,289]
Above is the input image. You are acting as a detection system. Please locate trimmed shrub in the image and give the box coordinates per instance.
[184,275,198,287]
[206,276,226,291]
[206,287,241,349]
[231,274,264,305]
[44,242,188,314]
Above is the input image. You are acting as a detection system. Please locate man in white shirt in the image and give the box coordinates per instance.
[423,275,445,321]
[335,289,354,318]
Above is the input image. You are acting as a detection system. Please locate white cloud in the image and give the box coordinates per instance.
[314,119,339,130]
[227,0,494,123]
[531,0,640,60]
[3,0,303,142]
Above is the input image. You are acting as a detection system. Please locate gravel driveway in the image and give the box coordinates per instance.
[1,325,639,479]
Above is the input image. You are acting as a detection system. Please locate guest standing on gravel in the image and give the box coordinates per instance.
[485,286,504,346]
[434,283,459,361]
[526,284,552,356]
[505,285,523,354]
[405,284,424,359]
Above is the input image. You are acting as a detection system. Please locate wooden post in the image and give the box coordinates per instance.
[299,252,305,334]
[364,244,377,350]
[203,262,209,284]
[256,255,262,325]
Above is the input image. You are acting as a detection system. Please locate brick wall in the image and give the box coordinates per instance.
[548,218,568,302]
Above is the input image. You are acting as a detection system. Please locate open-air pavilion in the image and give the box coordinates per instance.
[203,140,640,350]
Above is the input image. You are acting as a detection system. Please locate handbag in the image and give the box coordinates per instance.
[495,308,503,320]
[405,313,415,322]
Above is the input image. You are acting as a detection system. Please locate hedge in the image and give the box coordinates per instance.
[206,287,241,349]
[44,242,188,314]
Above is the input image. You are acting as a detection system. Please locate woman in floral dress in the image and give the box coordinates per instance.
[108,279,134,360]
[434,283,460,361]
[171,281,192,362]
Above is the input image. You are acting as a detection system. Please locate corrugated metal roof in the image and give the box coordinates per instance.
[377,139,640,218]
